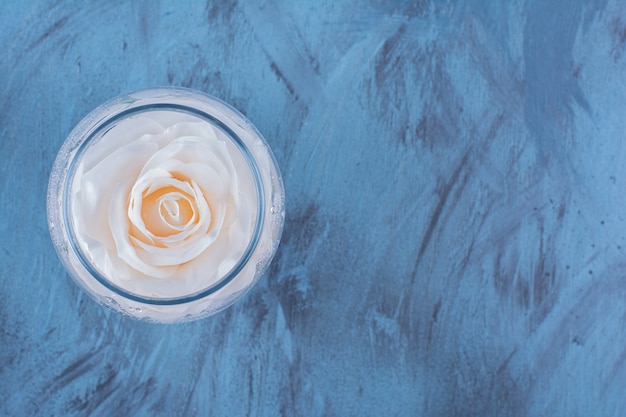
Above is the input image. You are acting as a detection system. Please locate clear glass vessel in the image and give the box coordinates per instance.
[47,88,285,323]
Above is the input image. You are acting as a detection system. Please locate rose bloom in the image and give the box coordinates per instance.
[71,112,257,298]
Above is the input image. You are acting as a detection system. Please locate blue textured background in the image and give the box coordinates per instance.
[2,1,626,415]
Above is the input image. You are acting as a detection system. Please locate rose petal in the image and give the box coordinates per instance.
[79,117,165,173]
[76,140,160,248]
[108,180,174,278]
[140,135,235,179]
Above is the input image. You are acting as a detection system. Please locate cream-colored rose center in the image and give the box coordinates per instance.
[145,188,194,231]
[137,182,201,238]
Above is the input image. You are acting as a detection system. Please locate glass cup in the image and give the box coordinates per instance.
[47,88,285,323]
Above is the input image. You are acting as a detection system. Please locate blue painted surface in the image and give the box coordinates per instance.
[2,1,626,415]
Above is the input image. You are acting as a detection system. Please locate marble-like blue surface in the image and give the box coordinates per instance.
[2,1,626,415]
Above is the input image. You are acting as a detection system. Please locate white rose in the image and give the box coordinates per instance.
[71,113,256,298]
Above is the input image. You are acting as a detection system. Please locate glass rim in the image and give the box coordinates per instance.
[56,90,267,306]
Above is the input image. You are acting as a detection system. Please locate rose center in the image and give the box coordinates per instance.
[141,186,197,237]
[160,197,193,226]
